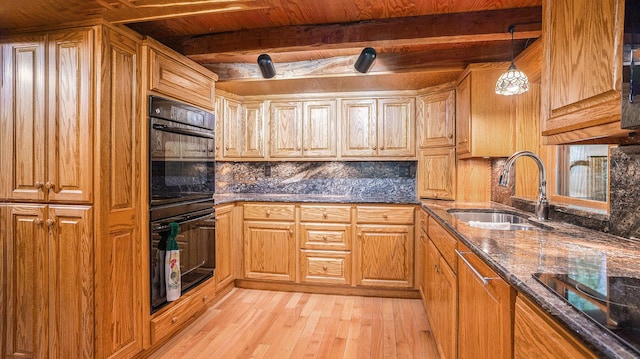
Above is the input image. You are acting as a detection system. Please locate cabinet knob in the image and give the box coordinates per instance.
[322,265,328,271]
[171,317,178,323]
[34,218,43,226]
[322,212,328,219]
[266,210,271,216]
[380,145,384,150]
[225,146,229,150]
[35,181,44,190]
[322,235,328,241]
[46,218,55,228]
[357,232,362,238]
[383,213,388,219]
[45,181,54,191]
[459,139,469,144]
[203,295,208,302]
[289,229,294,235]
[372,145,377,150]
[448,134,454,139]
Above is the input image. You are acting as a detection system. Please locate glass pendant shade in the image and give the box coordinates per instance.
[495,62,530,95]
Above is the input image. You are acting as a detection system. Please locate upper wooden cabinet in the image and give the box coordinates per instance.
[417,89,455,148]
[242,102,267,158]
[270,100,337,158]
[1,30,93,204]
[417,147,456,200]
[455,65,515,159]
[541,0,629,143]
[145,38,217,111]
[341,97,415,159]
[217,99,266,159]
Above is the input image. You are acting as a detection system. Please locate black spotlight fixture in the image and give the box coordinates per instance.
[257,54,276,78]
[354,47,377,73]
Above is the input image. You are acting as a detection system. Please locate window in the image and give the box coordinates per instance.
[549,145,609,211]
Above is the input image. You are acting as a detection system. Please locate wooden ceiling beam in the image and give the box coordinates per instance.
[183,6,541,59]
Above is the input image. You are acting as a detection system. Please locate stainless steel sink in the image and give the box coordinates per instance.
[447,209,537,231]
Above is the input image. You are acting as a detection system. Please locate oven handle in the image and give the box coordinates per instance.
[152,124,215,139]
[152,212,216,232]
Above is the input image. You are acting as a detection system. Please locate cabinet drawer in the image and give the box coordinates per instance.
[300,204,351,223]
[356,205,414,224]
[150,278,216,343]
[428,216,457,271]
[243,203,295,220]
[418,209,429,234]
[300,250,351,285]
[300,223,351,250]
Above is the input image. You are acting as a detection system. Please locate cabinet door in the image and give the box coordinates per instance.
[455,74,471,156]
[303,100,336,157]
[215,204,234,290]
[542,0,622,137]
[355,224,414,288]
[418,90,455,148]
[4,205,48,358]
[270,101,302,158]
[2,36,47,202]
[241,102,266,158]
[514,295,597,359]
[244,221,295,281]
[437,252,458,359]
[377,98,415,157]
[47,29,93,203]
[417,147,456,200]
[47,205,93,359]
[341,99,377,157]
[222,98,243,158]
[457,243,513,359]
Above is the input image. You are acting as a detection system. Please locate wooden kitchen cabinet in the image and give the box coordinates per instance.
[299,204,352,285]
[341,98,415,158]
[241,101,267,159]
[417,89,455,148]
[457,241,514,359]
[514,294,597,359]
[2,25,144,359]
[541,0,629,143]
[1,30,93,204]
[243,203,296,281]
[4,204,93,359]
[355,205,414,288]
[146,37,217,111]
[424,217,457,359]
[220,96,243,158]
[216,95,266,160]
[270,101,303,158]
[215,204,235,291]
[417,147,456,200]
[455,64,515,159]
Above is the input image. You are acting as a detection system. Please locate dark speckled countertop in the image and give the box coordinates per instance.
[421,199,640,359]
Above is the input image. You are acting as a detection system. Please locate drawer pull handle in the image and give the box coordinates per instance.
[455,249,492,285]
[322,265,328,271]
[322,235,328,241]
[322,212,328,219]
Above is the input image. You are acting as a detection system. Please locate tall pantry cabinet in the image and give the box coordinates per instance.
[0,24,144,359]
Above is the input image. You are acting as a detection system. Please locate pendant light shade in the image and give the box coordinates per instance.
[495,25,529,96]
[354,47,377,73]
[257,54,276,78]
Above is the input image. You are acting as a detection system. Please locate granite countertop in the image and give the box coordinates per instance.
[420,199,640,359]
[214,192,420,205]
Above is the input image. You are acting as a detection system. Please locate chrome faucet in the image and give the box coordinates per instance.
[498,150,550,220]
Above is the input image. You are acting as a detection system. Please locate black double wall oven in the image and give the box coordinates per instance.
[148,96,216,313]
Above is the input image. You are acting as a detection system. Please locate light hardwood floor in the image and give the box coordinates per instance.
[149,288,440,358]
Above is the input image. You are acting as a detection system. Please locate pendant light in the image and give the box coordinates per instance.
[495,25,529,96]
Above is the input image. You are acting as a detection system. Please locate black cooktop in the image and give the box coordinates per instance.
[533,272,640,355]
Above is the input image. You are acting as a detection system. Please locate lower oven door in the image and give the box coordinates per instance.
[150,208,216,313]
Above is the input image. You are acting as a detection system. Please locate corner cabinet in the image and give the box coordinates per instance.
[354,205,414,288]
[341,98,415,159]
[455,64,515,159]
[541,0,629,143]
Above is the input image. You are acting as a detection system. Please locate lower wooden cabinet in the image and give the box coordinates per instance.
[215,204,235,291]
[300,250,351,285]
[457,241,514,359]
[514,294,597,359]
[355,205,414,288]
[150,279,217,345]
[3,204,93,358]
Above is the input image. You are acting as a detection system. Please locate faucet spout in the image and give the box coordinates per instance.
[498,150,550,220]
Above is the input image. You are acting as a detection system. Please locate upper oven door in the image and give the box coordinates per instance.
[150,117,216,206]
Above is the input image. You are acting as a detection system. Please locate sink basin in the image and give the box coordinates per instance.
[447,209,537,231]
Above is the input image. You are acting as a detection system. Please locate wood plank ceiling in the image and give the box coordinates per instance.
[0,0,542,95]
